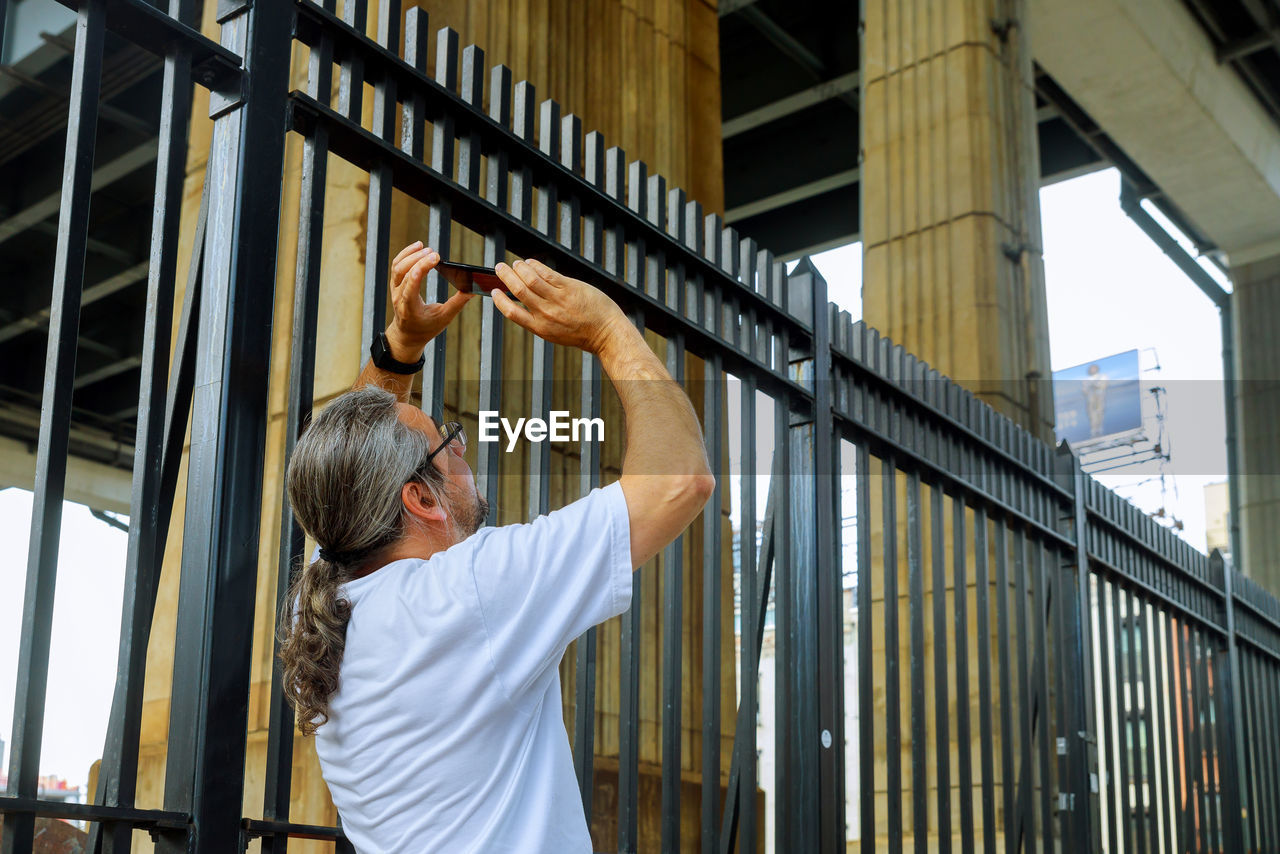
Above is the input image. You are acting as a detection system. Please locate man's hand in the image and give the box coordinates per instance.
[385,242,474,362]
[353,242,474,400]
[494,257,713,569]
[491,259,628,354]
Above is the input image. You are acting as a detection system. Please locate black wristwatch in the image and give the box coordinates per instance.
[370,332,426,375]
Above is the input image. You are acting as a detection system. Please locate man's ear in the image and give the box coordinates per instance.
[402,481,448,523]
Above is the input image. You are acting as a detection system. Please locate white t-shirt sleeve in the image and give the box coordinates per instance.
[470,480,633,701]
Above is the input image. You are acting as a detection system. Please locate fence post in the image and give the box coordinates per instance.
[1212,549,1250,852]
[155,0,292,851]
[779,258,843,851]
[1054,442,1099,852]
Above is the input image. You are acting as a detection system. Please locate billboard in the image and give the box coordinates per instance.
[1053,349,1143,446]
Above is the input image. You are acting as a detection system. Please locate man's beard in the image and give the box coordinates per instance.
[449,487,489,538]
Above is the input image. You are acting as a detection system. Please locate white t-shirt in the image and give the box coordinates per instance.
[313,482,633,853]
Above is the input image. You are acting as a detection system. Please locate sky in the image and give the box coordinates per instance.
[0,166,1233,790]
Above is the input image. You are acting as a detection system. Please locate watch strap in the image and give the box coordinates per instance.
[370,332,426,375]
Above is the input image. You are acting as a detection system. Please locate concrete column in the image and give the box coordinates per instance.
[114,2,733,853]
[1230,252,1280,594]
[861,0,1054,442]
[859,2,1051,851]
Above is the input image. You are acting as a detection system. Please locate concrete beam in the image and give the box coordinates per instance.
[1028,0,1280,259]
[0,434,132,514]
[0,261,148,346]
[722,71,860,138]
[725,168,859,223]
[0,141,157,246]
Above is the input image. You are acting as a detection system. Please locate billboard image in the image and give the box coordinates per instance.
[1053,349,1143,446]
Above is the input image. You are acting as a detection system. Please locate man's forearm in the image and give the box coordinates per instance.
[596,322,710,479]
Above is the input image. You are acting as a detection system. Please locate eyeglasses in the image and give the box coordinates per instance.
[422,420,466,469]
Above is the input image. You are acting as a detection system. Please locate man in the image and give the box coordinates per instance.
[278,242,714,852]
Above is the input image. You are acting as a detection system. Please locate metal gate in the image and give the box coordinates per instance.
[3,1,1280,852]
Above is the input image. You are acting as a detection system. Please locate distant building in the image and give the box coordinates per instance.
[1204,481,1230,557]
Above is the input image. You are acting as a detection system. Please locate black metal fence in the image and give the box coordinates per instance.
[3,1,1279,852]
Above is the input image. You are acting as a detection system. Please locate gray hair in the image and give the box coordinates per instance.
[278,385,446,734]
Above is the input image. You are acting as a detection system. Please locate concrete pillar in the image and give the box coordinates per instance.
[859,2,1051,850]
[113,2,734,852]
[860,0,1054,442]
[1230,252,1280,594]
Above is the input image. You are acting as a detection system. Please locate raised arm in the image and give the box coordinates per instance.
[492,259,715,568]
[353,242,473,399]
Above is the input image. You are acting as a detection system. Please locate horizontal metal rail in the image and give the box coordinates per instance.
[0,796,188,831]
[50,0,241,91]
[241,818,345,842]
[287,92,813,406]
[290,0,813,344]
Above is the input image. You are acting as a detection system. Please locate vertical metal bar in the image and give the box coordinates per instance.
[660,329,688,854]
[624,160,647,291]
[528,97,558,520]
[1033,543,1052,854]
[1265,658,1280,850]
[809,272,844,854]
[974,506,996,854]
[1097,579,1120,854]
[89,1,196,851]
[882,456,903,854]
[260,9,335,848]
[336,0,366,121]
[857,446,875,853]
[1214,553,1249,854]
[1180,620,1202,852]
[602,147,626,277]
[661,190,688,854]
[720,452,780,854]
[421,26,457,411]
[953,495,974,853]
[1191,628,1213,853]
[930,484,952,853]
[560,114,583,253]
[1200,629,1222,852]
[1261,654,1280,851]
[95,178,206,854]
[572,128,606,824]
[1116,584,1137,854]
[615,137,643,854]
[1051,547,1073,854]
[1212,642,1238,854]
[359,0,401,352]
[1165,613,1186,853]
[644,174,666,303]
[3,2,105,851]
[456,43,484,193]
[1015,529,1037,854]
[476,61,509,528]
[1159,614,1177,854]
[400,7,428,160]
[995,520,1016,853]
[702,349,725,853]
[907,471,927,851]
[1137,601,1160,853]
[1249,651,1267,852]
[619,547,642,854]
[776,391,797,852]
[1239,647,1260,854]
[1061,445,1099,852]
[509,80,536,225]
[156,0,291,849]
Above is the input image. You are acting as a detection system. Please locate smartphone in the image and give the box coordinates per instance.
[436,261,513,297]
